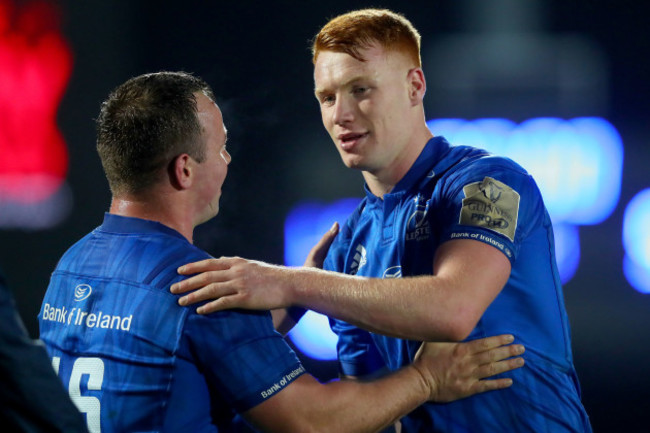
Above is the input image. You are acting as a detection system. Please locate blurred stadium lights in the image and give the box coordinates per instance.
[623,189,650,294]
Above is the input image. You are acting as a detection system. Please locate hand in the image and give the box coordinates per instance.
[171,224,339,314]
[413,334,525,402]
[171,257,293,314]
[303,222,339,268]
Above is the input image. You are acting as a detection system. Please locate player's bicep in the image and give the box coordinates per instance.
[433,238,511,322]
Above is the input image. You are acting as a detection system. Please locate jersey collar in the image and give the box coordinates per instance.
[364,136,452,200]
[98,213,187,241]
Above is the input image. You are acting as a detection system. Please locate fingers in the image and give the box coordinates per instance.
[474,355,525,380]
[465,334,515,354]
[177,257,238,276]
[467,334,525,379]
[475,343,525,366]
[420,335,526,402]
[304,222,339,268]
[471,377,514,394]
[196,296,240,315]
[171,272,219,295]
[468,356,525,395]
[171,259,236,294]
[176,279,233,307]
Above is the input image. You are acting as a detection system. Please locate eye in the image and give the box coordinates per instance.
[320,94,335,106]
[353,86,368,95]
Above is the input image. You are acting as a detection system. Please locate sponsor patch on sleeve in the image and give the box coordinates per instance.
[459,176,520,242]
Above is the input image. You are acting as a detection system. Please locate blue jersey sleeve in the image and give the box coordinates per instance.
[328,317,387,377]
[180,308,305,413]
[436,156,546,264]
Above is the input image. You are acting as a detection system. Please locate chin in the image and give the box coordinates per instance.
[341,156,370,171]
[338,152,360,167]
[198,206,220,225]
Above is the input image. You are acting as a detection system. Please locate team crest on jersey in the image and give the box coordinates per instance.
[459,177,519,241]
[405,195,431,242]
[74,284,92,301]
[383,266,402,278]
[349,243,367,275]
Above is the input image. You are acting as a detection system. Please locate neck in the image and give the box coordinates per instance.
[109,196,195,243]
[364,125,433,199]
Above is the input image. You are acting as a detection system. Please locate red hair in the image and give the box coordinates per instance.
[312,9,421,67]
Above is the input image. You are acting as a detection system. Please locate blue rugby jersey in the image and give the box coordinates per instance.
[39,214,305,432]
[325,137,592,432]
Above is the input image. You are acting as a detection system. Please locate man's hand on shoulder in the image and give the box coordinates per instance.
[170,223,339,315]
[171,257,292,314]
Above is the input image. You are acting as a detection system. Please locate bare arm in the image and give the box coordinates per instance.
[245,367,426,433]
[172,238,510,341]
[242,334,524,432]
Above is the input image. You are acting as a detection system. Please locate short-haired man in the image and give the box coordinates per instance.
[39,71,523,432]
[172,9,593,432]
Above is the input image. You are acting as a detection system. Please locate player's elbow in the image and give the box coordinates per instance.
[444,322,474,342]
[431,309,481,342]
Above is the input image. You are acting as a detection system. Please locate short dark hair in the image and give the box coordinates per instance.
[96,71,216,196]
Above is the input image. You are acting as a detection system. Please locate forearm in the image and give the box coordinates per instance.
[173,240,508,340]
[316,367,428,433]
[288,240,510,341]
[290,267,472,341]
[247,367,429,433]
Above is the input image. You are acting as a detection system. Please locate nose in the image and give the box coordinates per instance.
[220,147,231,165]
[332,95,354,126]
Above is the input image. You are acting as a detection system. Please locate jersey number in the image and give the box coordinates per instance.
[52,356,104,433]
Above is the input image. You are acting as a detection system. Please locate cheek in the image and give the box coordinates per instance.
[357,100,377,123]
[321,109,332,128]
[216,164,228,185]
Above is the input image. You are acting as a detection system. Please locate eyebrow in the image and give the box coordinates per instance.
[315,75,369,96]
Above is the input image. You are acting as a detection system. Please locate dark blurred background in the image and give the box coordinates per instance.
[1,0,648,431]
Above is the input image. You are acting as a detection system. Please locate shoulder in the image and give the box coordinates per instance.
[441,151,536,197]
[450,150,528,178]
[144,240,212,292]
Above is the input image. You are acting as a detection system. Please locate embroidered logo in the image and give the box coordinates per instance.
[383,266,402,278]
[350,244,367,275]
[405,195,431,242]
[74,284,92,301]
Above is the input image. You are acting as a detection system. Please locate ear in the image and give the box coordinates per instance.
[407,67,427,106]
[169,154,193,190]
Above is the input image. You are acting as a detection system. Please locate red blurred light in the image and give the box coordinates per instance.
[0,0,72,203]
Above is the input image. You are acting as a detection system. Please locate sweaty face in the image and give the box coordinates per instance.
[194,92,231,224]
[314,44,417,178]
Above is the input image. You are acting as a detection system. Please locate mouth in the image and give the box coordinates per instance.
[338,132,369,150]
